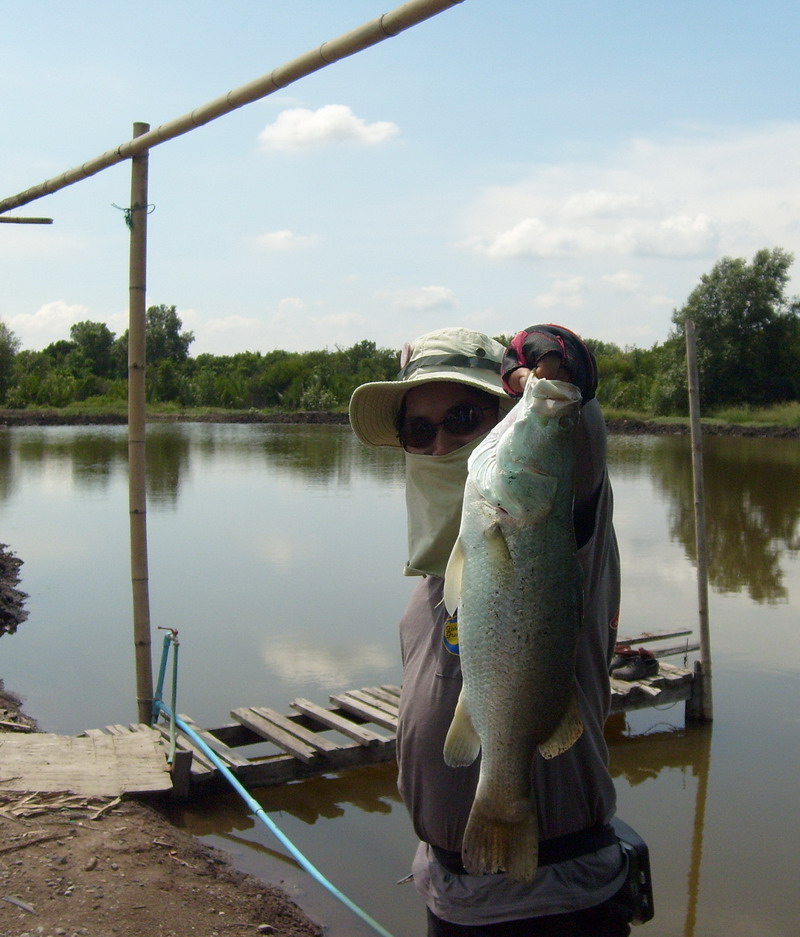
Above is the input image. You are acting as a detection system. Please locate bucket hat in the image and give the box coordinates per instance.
[349,327,509,449]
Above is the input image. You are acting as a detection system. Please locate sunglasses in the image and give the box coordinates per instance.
[397,403,494,451]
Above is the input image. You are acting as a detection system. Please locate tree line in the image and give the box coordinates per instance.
[1,248,799,416]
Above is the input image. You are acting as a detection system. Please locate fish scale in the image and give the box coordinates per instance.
[443,376,583,883]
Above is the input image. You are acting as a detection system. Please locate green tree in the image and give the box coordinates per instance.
[69,320,116,377]
[0,321,21,403]
[668,247,800,411]
[145,304,194,364]
[114,304,194,371]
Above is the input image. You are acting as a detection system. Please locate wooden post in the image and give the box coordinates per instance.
[128,122,154,725]
[684,320,713,722]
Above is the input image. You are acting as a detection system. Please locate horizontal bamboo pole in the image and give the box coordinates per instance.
[0,216,52,224]
[0,0,465,215]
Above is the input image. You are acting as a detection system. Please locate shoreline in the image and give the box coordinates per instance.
[1,407,798,437]
[0,680,323,936]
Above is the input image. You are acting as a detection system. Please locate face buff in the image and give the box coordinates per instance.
[403,435,486,578]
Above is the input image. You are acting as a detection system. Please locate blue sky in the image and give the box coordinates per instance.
[2,0,799,357]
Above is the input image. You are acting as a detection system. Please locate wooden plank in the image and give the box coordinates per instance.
[206,739,398,790]
[250,706,340,755]
[153,724,215,774]
[350,688,400,717]
[617,629,692,646]
[651,642,700,659]
[609,661,694,714]
[290,698,387,746]
[178,714,250,767]
[170,749,194,799]
[380,685,402,698]
[231,708,319,764]
[0,732,171,797]
[331,692,398,731]
[363,686,402,708]
[105,724,134,736]
[610,681,693,713]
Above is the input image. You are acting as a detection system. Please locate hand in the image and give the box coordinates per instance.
[506,352,572,394]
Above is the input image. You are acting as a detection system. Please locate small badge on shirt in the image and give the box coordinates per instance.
[442,613,459,656]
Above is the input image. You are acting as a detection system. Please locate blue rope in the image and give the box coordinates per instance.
[151,633,397,937]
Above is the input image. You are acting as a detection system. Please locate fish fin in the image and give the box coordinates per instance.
[462,797,539,883]
[539,688,583,759]
[484,521,514,584]
[443,692,481,767]
[443,538,465,615]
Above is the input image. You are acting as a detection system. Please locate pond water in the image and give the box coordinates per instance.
[1,423,798,936]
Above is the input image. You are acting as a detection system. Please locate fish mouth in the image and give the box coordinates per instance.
[522,465,554,478]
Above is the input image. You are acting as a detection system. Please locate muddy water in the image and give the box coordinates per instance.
[2,424,798,936]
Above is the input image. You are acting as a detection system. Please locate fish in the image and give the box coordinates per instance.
[442,376,584,883]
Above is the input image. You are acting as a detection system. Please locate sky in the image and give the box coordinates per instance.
[2,0,800,358]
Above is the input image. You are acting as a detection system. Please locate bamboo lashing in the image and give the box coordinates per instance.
[0,0,465,216]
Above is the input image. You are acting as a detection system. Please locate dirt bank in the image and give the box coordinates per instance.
[0,685,323,937]
[0,410,350,427]
[1,408,797,436]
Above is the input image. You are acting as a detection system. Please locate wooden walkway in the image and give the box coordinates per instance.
[610,629,698,714]
[0,632,699,800]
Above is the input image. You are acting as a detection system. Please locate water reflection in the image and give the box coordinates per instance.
[0,423,405,507]
[607,714,713,937]
[175,763,402,835]
[610,435,800,604]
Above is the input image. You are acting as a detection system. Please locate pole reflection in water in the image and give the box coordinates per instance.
[607,714,713,937]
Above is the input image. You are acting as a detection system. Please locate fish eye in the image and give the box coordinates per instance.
[558,415,575,431]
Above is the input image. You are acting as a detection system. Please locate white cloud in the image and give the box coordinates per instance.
[263,636,393,689]
[258,104,399,151]
[382,285,457,311]
[477,209,719,261]
[314,311,363,328]
[465,123,800,265]
[254,229,319,251]
[277,297,307,313]
[9,300,91,349]
[562,190,652,219]
[534,276,587,309]
[204,314,260,335]
[602,270,642,293]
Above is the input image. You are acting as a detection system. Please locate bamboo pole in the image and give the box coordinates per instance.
[128,122,154,725]
[684,320,713,722]
[0,216,52,224]
[0,0,465,215]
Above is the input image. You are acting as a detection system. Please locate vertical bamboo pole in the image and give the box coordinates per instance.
[685,320,713,722]
[128,122,154,724]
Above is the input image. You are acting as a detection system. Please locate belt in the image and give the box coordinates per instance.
[430,824,618,876]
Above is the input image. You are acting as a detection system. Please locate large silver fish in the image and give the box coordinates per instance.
[443,376,584,883]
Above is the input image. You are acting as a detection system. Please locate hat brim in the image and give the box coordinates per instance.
[349,369,510,449]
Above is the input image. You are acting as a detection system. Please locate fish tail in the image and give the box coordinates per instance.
[462,798,539,883]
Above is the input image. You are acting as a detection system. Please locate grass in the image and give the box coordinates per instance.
[603,401,800,428]
[706,401,800,427]
[6,400,800,428]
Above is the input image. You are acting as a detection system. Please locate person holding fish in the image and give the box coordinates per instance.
[349,325,634,936]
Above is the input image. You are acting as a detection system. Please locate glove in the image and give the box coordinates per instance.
[501,324,597,402]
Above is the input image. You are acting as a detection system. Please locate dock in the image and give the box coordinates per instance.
[0,632,699,800]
